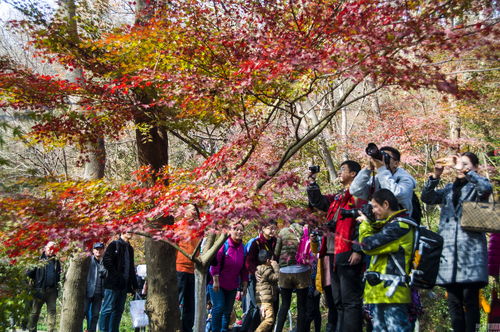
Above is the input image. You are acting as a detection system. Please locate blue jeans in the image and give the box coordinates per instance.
[372,303,412,332]
[98,289,127,332]
[84,294,103,332]
[207,284,237,332]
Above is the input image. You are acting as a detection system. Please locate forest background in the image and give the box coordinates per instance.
[0,0,498,331]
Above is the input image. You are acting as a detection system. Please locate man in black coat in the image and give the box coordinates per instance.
[27,241,61,332]
[98,233,139,332]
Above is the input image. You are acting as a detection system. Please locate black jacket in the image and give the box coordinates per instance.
[102,239,139,292]
[27,254,61,290]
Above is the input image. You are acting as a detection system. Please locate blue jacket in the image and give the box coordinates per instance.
[86,256,105,298]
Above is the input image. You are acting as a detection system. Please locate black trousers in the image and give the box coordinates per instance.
[177,271,195,332]
[275,288,308,332]
[305,291,321,332]
[445,283,482,332]
[331,263,363,332]
[323,285,339,332]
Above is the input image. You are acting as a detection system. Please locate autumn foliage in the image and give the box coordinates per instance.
[0,0,498,258]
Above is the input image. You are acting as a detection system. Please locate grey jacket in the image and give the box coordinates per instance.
[86,256,105,298]
[421,171,492,285]
[350,166,416,215]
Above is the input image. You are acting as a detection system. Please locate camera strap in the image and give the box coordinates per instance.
[368,172,376,200]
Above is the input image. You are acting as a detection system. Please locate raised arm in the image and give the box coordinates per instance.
[420,176,447,206]
[350,169,372,201]
[307,182,335,212]
[377,167,415,204]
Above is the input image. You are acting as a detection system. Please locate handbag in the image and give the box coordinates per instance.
[130,293,149,328]
[461,193,500,233]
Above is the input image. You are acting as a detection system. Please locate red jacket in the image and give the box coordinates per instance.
[307,183,366,263]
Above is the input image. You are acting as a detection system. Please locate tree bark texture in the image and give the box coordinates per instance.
[59,254,90,332]
[193,265,208,332]
[192,233,227,332]
[135,123,169,174]
[84,138,106,179]
[144,237,181,332]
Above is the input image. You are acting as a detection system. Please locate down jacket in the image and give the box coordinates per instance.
[255,264,279,304]
[421,171,492,286]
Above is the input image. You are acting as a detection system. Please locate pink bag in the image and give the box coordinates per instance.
[295,225,312,265]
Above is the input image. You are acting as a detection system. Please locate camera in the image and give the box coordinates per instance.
[365,143,391,166]
[309,165,320,174]
[364,271,383,286]
[311,228,323,237]
[325,220,336,231]
[339,203,376,222]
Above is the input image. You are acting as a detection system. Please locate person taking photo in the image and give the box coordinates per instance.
[307,160,366,332]
[358,189,415,332]
[421,152,492,332]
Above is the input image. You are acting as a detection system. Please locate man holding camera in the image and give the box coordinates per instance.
[307,160,366,332]
[358,188,415,332]
[350,144,416,217]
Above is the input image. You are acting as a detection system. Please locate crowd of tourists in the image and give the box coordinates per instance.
[25,146,497,332]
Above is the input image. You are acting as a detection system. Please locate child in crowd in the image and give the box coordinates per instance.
[255,250,280,332]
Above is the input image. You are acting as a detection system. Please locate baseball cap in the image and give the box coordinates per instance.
[93,242,105,249]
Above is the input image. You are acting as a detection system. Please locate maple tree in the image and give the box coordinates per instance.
[0,0,498,330]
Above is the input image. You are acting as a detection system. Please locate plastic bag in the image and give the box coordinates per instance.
[130,295,149,328]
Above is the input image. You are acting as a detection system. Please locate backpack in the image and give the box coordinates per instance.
[244,236,260,254]
[395,218,444,289]
[394,178,422,225]
[410,192,423,225]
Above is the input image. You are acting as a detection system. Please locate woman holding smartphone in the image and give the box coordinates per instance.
[421,152,492,332]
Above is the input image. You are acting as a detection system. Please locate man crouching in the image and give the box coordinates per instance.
[358,189,415,332]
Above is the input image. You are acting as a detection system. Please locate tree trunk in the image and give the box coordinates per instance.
[449,107,461,152]
[307,107,337,181]
[144,237,181,332]
[59,254,90,331]
[58,0,107,330]
[192,233,227,332]
[339,88,349,160]
[193,264,208,332]
[134,110,182,329]
[84,138,106,179]
[133,0,178,326]
[368,79,382,118]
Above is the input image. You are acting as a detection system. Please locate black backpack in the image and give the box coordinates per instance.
[394,177,422,224]
[396,218,444,289]
[410,192,423,225]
